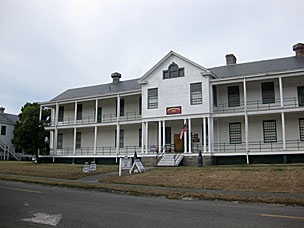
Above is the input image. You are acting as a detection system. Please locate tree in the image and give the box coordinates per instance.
[12,102,50,162]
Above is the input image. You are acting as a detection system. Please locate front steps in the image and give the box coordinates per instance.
[157,154,184,167]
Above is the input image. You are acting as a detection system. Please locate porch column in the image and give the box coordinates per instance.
[203,117,207,153]
[50,130,54,153]
[208,117,211,153]
[184,119,187,153]
[73,127,76,155]
[54,103,59,155]
[55,103,59,125]
[116,123,120,155]
[39,106,42,121]
[117,95,120,120]
[162,120,166,152]
[188,118,192,153]
[211,117,214,152]
[245,115,249,164]
[94,126,97,155]
[141,122,145,154]
[145,121,149,154]
[158,121,161,153]
[74,101,77,124]
[282,112,286,150]
[116,94,120,159]
[95,99,98,123]
[279,77,284,107]
[243,78,247,111]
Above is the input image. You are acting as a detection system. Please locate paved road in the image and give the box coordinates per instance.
[0,180,303,228]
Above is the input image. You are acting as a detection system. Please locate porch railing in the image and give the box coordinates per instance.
[213,97,302,114]
[47,112,142,127]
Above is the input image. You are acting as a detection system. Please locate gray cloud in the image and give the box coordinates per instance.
[0,0,303,114]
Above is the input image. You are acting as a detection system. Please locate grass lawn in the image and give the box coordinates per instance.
[100,164,304,194]
[0,161,118,180]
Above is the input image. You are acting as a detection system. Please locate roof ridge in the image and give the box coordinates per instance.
[208,56,296,70]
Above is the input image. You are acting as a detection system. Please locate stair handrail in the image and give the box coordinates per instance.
[174,153,184,166]
[0,139,21,161]
[156,147,166,162]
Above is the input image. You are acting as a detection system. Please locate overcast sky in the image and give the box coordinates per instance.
[1,0,303,114]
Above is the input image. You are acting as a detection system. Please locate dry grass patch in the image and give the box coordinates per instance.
[100,164,304,194]
[0,161,117,180]
[1,175,304,206]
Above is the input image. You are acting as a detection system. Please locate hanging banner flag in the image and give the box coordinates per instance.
[180,123,188,139]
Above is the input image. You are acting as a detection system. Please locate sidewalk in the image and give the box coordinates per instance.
[1,173,304,200]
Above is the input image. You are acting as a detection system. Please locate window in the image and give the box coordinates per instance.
[213,85,217,107]
[229,123,242,144]
[262,82,275,104]
[97,107,102,123]
[139,96,142,115]
[115,130,124,148]
[298,86,304,107]
[300,119,304,141]
[263,120,277,143]
[1,126,6,136]
[163,62,184,79]
[190,82,202,105]
[57,133,63,149]
[76,132,81,149]
[77,104,82,120]
[228,86,240,107]
[58,106,64,122]
[139,128,142,147]
[116,99,124,117]
[148,88,158,109]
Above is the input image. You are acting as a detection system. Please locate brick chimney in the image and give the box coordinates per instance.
[111,72,121,84]
[293,43,304,58]
[226,54,237,65]
[0,107,5,114]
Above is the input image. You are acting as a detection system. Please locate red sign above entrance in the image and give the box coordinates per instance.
[166,106,182,115]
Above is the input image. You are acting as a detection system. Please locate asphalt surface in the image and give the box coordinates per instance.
[0,180,304,228]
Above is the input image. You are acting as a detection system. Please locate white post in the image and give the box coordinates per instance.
[94,126,97,155]
[145,121,149,154]
[158,121,161,153]
[245,115,249,165]
[243,78,247,111]
[211,117,214,153]
[203,117,207,153]
[282,112,286,150]
[74,102,77,124]
[39,106,42,121]
[184,119,187,153]
[279,77,284,107]
[116,124,120,156]
[162,120,166,153]
[141,122,145,154]
[117,95,120,121]
[95,99,98,123]
[188,118,192,153]
[54,103,59,155]
[73,127,76,155]
[208,117,211,153]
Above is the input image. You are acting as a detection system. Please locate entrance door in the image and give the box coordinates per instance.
[174,134,184,152]
[298,86,304,107]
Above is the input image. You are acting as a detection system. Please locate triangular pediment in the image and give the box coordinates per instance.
[138,51,216,84]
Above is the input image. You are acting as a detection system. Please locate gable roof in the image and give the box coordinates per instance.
[0,113,19,125]
[138,51,212,83]
[51,78,141,102]
[208,56,304,78]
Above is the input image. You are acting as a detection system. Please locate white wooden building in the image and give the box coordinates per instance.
[39,43,304,165]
